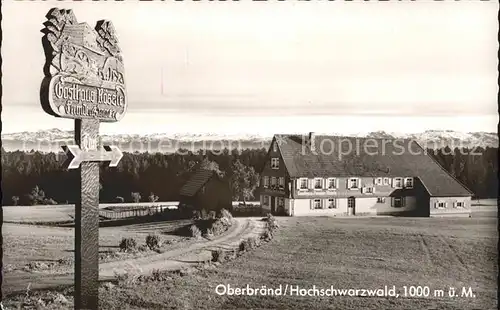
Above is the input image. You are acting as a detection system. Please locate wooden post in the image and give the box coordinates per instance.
[74,118,100,309]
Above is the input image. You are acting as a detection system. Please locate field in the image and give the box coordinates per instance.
[2,200,497,309]
[2,220,195,276]
[98,209,497,309]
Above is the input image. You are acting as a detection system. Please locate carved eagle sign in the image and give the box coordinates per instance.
[40,8,127,122]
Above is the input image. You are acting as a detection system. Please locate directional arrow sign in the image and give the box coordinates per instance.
[62,145,123,170]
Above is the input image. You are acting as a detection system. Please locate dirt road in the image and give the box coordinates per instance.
[2,217,266,297]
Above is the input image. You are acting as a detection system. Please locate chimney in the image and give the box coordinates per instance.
[309,132,316,153]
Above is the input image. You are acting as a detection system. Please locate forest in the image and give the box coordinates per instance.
[1,146,497,206]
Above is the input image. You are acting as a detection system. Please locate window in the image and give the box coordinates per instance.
[271,158,279,169]
[327,178,337,190]
[278,177,285,189]
[393,177,403,189]
[363,187,374,194]
[404,177,414,189]
[272,142,278,152]
[263,195,270,206]
[435,202,446,209]
[328,198,337,209]
[263,176,269,188]
[393,197,405,208]
[454,201,464,208]
[348,178,360,189]
[377,197,386,203]
[299,178,308,190]
[271,177,277,187]
[278,197,285,207]
[314,178,323,190]
[314,199,322,209]
[375,178,383,185]
[383,177,390,185]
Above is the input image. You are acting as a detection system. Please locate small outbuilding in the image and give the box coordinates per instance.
[179,168,232,213]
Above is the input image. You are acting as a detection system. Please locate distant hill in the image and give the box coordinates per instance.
[1,128,497,153]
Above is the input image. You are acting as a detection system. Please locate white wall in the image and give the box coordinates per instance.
[429,196,471,216]
[291,198,348,216]
[289,197,418,216]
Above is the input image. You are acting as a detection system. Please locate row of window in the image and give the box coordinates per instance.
[310,198,337,209]
[297,177,414,190]
[262,176,285,189]
[263,196,466,210]
[262,195,285,207]
[435,201,464,209]
[311,197,405,209]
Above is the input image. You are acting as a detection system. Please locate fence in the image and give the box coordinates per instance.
[231,202,263,217]
[99,204,179,220]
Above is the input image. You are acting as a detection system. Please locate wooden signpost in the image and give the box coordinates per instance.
[40,8,127,309]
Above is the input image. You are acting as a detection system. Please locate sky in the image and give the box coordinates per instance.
[2,1,498,136]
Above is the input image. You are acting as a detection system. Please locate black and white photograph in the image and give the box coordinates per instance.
[0,1,498,309]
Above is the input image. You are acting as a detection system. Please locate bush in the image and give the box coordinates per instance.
[119,237,137,252]
[239,240,249,252]
[211,249,224,263]
[208,211,216,219]
[137,245,148,252]
[192,210,201,220]
[43,198,58,205]
[146,234,162,250]
[11,196,19,206]
[210,217,232,236]
[204,228,214,239]
[246,237,258,250]
[148,192,159,203]
[266,213,279,231]
[201,209,208,220]
[131,192,142,203]
[219,208,233,220]
[261,230,273,242]
[189,225,202,239]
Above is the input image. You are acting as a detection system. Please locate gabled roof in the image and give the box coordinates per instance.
[179,169,214,197]
[274,134,472,197]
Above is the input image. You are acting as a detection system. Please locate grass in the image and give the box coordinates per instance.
[3,202,497,309]
[96,212,498,309]
[2,220,194,273]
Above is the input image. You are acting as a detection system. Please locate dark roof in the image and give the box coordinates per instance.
[275,134,472,197]
[179,169,214,197]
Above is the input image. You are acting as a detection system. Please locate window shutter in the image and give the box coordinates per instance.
[434,202,438,209]
[296,179,301,189]
[360,187,365,193]
[323,178,327,189]
[372,187,376,194]
[346,178,350,189]
[310,199,314,210]
[335,179,339,189]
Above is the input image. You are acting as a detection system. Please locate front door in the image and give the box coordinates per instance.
[271,196,276,214]
[348,196,356,215]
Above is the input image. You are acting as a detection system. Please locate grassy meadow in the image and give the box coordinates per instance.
[2,199,497,309]
[96,211,497,309]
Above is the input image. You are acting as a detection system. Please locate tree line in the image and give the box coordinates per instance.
[1,146,497,206]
